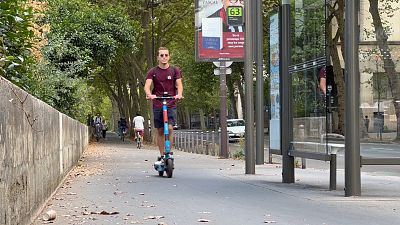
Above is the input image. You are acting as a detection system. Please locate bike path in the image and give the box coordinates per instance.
[32,132,400,225]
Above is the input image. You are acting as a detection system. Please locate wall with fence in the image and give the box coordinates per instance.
[0,76,89,225]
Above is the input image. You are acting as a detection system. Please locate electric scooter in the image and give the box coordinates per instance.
[153,94,175,178]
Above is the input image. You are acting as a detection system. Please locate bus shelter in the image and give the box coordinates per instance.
[270,0,400,195]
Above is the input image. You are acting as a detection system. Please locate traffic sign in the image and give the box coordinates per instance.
[213,61,233,68]
[214,67,232,75]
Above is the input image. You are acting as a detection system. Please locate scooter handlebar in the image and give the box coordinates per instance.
[154,96,175,100]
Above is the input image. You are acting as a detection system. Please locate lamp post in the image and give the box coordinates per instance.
[150,0,160,65]
[375,54,383,140]
[151,0,155,65]
[327,84,333,133]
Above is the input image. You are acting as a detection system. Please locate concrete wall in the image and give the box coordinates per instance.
[0,76,88,225]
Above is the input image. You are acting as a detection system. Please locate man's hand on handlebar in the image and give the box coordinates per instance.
[174,94,183,100]
[146,94,157,100]
[147,94,183,100]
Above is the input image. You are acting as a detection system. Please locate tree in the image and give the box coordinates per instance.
[326,0,345,134]
[367,0,400,140]
[0,0,34,87]
[35,0,140,120]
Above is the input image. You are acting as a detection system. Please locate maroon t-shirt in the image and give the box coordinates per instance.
[319,66,326,80]
[146,66,182,109]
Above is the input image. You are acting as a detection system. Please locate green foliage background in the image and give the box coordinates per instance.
[1,0,278,128]
[0,0,34,87]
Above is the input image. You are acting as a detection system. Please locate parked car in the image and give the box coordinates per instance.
[219,119,245,142]
[173,124,180,130]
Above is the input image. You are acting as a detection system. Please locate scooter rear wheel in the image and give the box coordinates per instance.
[158,171,164,176]
[166,158,174,178]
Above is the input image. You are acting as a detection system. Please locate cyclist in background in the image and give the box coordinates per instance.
[133,113,145,140]
[118,117,128,137]
[93,113,103,140]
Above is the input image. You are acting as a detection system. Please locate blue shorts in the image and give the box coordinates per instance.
[153,107,176,128]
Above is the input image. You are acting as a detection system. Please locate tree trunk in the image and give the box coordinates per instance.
[327,0,345,135]
[211,110,216,130]
[369,0,400,140]
[237,75,245,119]
[185,107,191,129]
[199,109,206,130]
[227,75,238,118]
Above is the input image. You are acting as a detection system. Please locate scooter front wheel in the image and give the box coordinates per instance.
[166,158,174,178]
[158,171,164,176]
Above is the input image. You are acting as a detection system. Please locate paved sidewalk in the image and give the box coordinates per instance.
[32,133,400,225]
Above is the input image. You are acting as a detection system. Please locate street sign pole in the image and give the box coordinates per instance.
[214,61,230,158]
[255,0,264,165]
[344,0,361,197]
[244,0,255,174]
[281,0,295,183]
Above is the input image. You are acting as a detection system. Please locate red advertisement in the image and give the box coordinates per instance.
[195,0,245,62]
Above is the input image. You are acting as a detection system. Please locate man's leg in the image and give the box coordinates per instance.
[140,130,144,141]
[157,128,164,156]
[153,108,166,158]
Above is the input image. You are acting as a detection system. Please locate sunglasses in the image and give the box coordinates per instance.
[229,0,244,4]
[159,54,169,57]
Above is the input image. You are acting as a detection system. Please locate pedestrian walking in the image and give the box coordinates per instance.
[364,115,370,133]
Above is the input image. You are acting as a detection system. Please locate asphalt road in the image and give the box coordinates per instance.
[32,132,400,225]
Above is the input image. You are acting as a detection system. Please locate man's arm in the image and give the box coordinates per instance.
[144,79,155,99]
[319,77,326,95]
[175,78,183,99]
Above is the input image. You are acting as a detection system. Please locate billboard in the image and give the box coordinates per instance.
[269,11,280,151]
[195,0,245,62]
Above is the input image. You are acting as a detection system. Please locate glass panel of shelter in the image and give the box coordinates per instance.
[359,0,400,153]
[290,0,331,154]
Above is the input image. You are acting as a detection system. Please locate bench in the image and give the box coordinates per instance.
[292,141,345,154]
[320,133,345,143]
[290,141,345,190]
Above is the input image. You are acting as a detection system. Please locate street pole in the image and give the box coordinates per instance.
[255,0,264,165]
[219,62,229,158]
[245,0,255,174]
[376,56,382,140]
[151,0,155,65]
[281,0,294,183]
[344,0,361,196]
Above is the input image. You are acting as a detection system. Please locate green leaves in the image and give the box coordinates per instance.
[0,0,34,85]
[24,0,141,120]
[45,0,140,77]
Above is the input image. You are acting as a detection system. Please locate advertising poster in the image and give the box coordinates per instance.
[195,0,245,62]
[269,12,280,151]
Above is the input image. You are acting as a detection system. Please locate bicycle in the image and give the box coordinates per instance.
[120,127,127,141]
[153,95,175,178]
[94,123,102,142]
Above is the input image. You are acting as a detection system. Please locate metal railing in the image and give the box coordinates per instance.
[173,131,220,156]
